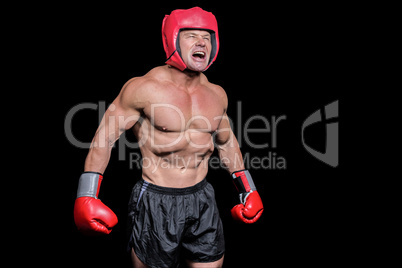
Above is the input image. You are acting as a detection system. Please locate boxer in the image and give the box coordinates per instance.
[74,7,263,268]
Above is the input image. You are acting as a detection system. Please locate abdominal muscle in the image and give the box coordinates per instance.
[134,124,215,188]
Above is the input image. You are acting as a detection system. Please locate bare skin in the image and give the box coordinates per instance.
[84,30,243,267]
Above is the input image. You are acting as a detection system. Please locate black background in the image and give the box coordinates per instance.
[58,1,353,267]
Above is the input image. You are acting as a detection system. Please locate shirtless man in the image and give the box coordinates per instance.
[74,7,263,268]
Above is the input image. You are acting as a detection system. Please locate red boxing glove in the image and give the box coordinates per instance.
[231,170,264,224]
[74,172,118,235]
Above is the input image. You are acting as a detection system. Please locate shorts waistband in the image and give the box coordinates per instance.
[139,178,208,195]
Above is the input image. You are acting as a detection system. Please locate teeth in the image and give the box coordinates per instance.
[193,51,205,56]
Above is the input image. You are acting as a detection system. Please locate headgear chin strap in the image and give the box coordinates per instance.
[162,7,219,72]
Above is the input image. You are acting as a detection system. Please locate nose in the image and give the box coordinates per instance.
[195,36,206,47]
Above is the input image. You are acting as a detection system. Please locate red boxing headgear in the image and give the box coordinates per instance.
[162,7,219,71]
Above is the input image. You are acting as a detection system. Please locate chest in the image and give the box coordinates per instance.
[144,86,224,132]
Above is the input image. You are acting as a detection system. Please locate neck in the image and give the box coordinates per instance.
[167,65,202,89]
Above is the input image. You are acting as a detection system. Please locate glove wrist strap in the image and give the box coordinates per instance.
[76,172,103,199]
[231,169,257,194]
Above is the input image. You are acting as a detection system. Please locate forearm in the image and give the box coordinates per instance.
[84,145,112,174]
[84,121,115,173]
[217,135,245,173]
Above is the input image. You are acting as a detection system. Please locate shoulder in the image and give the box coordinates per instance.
[118,77,149,109]
[122,67,167,91]
[119,67,169,109]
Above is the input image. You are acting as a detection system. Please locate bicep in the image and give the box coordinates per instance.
[214,86,231,146]
[94,80,143,145]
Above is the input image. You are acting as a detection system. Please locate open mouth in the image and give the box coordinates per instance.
[192,51,206,60]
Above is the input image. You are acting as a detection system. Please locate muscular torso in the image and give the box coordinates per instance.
[131,66,226,187]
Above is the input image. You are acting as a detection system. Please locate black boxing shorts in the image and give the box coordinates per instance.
[127,178,225,268]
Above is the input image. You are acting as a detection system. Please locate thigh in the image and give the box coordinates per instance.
[186,255,224,268]
[128,183,186,268]
[131,248,149,268]
[182,183,225,263]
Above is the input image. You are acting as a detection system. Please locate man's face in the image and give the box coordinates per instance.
[179,30,212,72]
